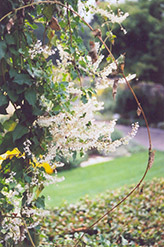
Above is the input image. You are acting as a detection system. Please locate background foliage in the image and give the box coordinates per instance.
[108,0,164,85]
[115,82,164,125]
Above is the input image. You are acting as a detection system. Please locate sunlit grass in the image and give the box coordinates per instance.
[43,151,164,208]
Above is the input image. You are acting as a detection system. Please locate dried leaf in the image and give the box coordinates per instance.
[137,107,142,116]
[117,54,125,73]
[6,18,14,33]
[92,29,102,38]
[112,78,119,99]
[120,63,125,72]
[148,150,155,170]
[49,17,61,31]
[89,41,98,64]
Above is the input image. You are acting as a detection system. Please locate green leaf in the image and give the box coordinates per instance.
[25,89,37,106]
[3,117,17,131]
[12,124,29,142]
[35,195,45,209]
[43,5,54,20]
[13,73,32,85]
[0,132,13,153]
[59,20,67,29]
[24,31,33,45]
[88,90,92,98]
[0,41,7,60]
[0,123,4,133]
[9,47,19,55]
[9,68,18,78]
[79,60,86,68]
[7,89,19,102]
[25,21,38,30]
[0,183,4,190]
[24,174,32,183]
[0,93,8,106]
[32,106,43,116]
[81,94,88,104]
[53,105,61,112]
[0,192,5,199]
[5,34,15,45]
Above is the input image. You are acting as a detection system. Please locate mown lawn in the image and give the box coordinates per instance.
[43,151,164,208]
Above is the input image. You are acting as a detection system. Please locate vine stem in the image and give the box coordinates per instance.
[1,2,153,247]
[0,0,94,31]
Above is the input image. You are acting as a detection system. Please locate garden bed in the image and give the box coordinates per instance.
[42,178,164,246]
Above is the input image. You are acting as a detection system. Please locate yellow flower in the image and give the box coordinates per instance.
[5,148,24,159]
[31,158,54,175]
[0,149,54,175]
[0,148,24,169]
[37,162,54,175]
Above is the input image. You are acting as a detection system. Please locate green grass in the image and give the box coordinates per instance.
[43,151,164,208]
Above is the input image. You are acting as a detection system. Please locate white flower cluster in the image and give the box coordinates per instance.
[0,169,53,244]
[117,74,136,84]
[100,122,139,154]
[56,43,72,67]
[78,42,135,90]
[1,216,24,244]
[38,97,111,158]
[1,205,48,244]
[78,0,96,23]
[66,81,82,95]
[95,73,136,91]
[38,95,139,163]
[91,5,129,25]
[29,40,56,59]
[23,139,32,156]
[51,42,74,84]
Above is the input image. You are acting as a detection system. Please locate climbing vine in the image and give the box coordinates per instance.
[0,1,154,246]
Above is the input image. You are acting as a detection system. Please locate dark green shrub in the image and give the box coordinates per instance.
[97,87,115,114]
[57,152,88,171]
[111,128,123,141]
[43,178,164,246]
[115,82,164,125]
